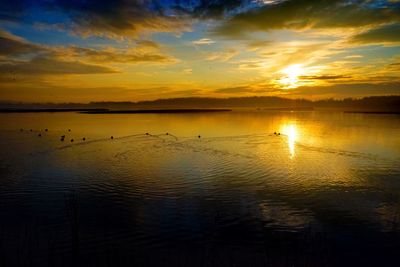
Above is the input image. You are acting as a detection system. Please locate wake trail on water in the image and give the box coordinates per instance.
[26,131,398,164]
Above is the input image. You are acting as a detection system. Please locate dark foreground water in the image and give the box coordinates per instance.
[0,111,400,266]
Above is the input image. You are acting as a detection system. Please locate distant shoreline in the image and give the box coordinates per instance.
[1,96,399,113]
[0,108,232,114]
[1,109,400,114]
[258,107,314,111]
[0,108,109,113]
[80,109,232,114]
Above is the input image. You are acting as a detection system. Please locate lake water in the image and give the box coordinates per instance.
[0,111,400,266]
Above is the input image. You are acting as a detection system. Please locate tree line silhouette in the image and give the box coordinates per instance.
[1,96,399,112]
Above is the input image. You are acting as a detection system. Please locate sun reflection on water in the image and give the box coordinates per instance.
[280,123,298,158]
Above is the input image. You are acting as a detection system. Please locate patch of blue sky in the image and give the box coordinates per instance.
[150,22,212,58]
[6,23,119,48]
[1,5,130,48]
[363,0,400,8]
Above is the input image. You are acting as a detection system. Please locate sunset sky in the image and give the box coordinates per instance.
[0,0,399,102]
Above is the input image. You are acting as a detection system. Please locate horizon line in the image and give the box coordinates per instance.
[1,95,400,105]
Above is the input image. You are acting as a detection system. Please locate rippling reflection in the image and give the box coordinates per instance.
[0,111,400,266]
[280,123,298,158]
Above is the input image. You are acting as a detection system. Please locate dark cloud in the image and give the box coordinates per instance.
[388,62,400,69]
[0,29,174,64]
[0,0,257,39]
[0,57,116,75]
[2,0,400,40]
[300,75,351,80]
[135,39,160,49]
[0,0,190,37]
[215,0,400,37]
[55,0,190,37]
[185,0,249,18]
[63,46,175,64]
[0,30,42,56]
[386,62,400,72]
[2,0,396,43]
[0,31,120,82]
[351,23,400,44]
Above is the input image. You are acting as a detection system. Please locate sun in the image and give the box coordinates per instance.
[279,64,304,89]
[283,64,303,79]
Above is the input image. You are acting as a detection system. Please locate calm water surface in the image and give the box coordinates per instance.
[0,111,400,266]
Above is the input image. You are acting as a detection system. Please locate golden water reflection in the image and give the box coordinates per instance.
[280,123,298,158]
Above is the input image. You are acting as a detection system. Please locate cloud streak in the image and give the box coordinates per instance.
[215,0,400,37]
[299,75,351,80]
[0,57,116,76]
[351,23,400,44]
[60,46,176,64]
[0,30,42,56]
[1,0,191,38]
[193,38,215,45]
[0,0,399,101]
